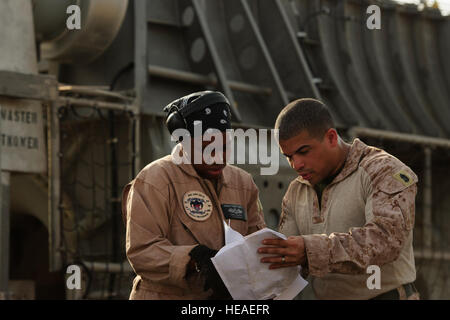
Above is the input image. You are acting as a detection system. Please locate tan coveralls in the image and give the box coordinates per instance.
[279,139,418,299]
[122,155,265,299]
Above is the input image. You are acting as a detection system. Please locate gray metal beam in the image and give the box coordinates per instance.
[414,249,450,261]
[423,147,433,250]
[47,102,62,272]
[0,71,58,101]
[288,0,347,127]
[82,260,133,273]
[440,18,450,96]
[239,0,289,106]
[134,0,148,112]
[134,114,142,175]
[148,64,272,95]
[0,172,10,299]
[0,31,4,298]
[256,0,322,100]
[202,0,290,126]
[57,97,137,113]
[349,126,450,149]
[177,0,273,125]
[58,85,134,102]
[190,0,242,122]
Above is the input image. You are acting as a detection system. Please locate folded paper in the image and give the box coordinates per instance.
[211,222,308,300]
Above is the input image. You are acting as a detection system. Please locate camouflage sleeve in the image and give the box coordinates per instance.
[302,163,418,277]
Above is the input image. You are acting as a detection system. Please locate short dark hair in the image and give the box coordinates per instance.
[274,98,334,141]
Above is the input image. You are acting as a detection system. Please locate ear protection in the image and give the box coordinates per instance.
[163,91,231,135]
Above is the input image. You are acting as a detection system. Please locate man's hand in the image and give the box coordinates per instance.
[258,236,307,269]
[189,245,232,300]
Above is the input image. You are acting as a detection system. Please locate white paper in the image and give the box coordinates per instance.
[211,223,308,300]
[224,220,245,245]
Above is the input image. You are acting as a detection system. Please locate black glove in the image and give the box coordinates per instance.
[189,245,232,300]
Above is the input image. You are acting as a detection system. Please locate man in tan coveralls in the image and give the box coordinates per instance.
[122,91,265,299]
[258,98,419,300]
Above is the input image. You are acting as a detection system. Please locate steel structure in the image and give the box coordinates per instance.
[1,0,449,299]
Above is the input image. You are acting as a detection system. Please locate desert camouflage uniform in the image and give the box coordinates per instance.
[279,139,418,299]
[122,155,265,299]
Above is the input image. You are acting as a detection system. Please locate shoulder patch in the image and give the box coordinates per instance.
[183,191,213,221]
[393,169,415,188]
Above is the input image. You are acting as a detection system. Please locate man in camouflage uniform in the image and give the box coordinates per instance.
[258,98,419,300]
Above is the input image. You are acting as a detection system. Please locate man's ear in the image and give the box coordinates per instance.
[325,128,338,147]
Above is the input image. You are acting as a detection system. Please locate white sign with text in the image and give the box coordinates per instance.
[0,97,46,173]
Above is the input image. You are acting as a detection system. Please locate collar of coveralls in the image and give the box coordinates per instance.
[172,147,230,187]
